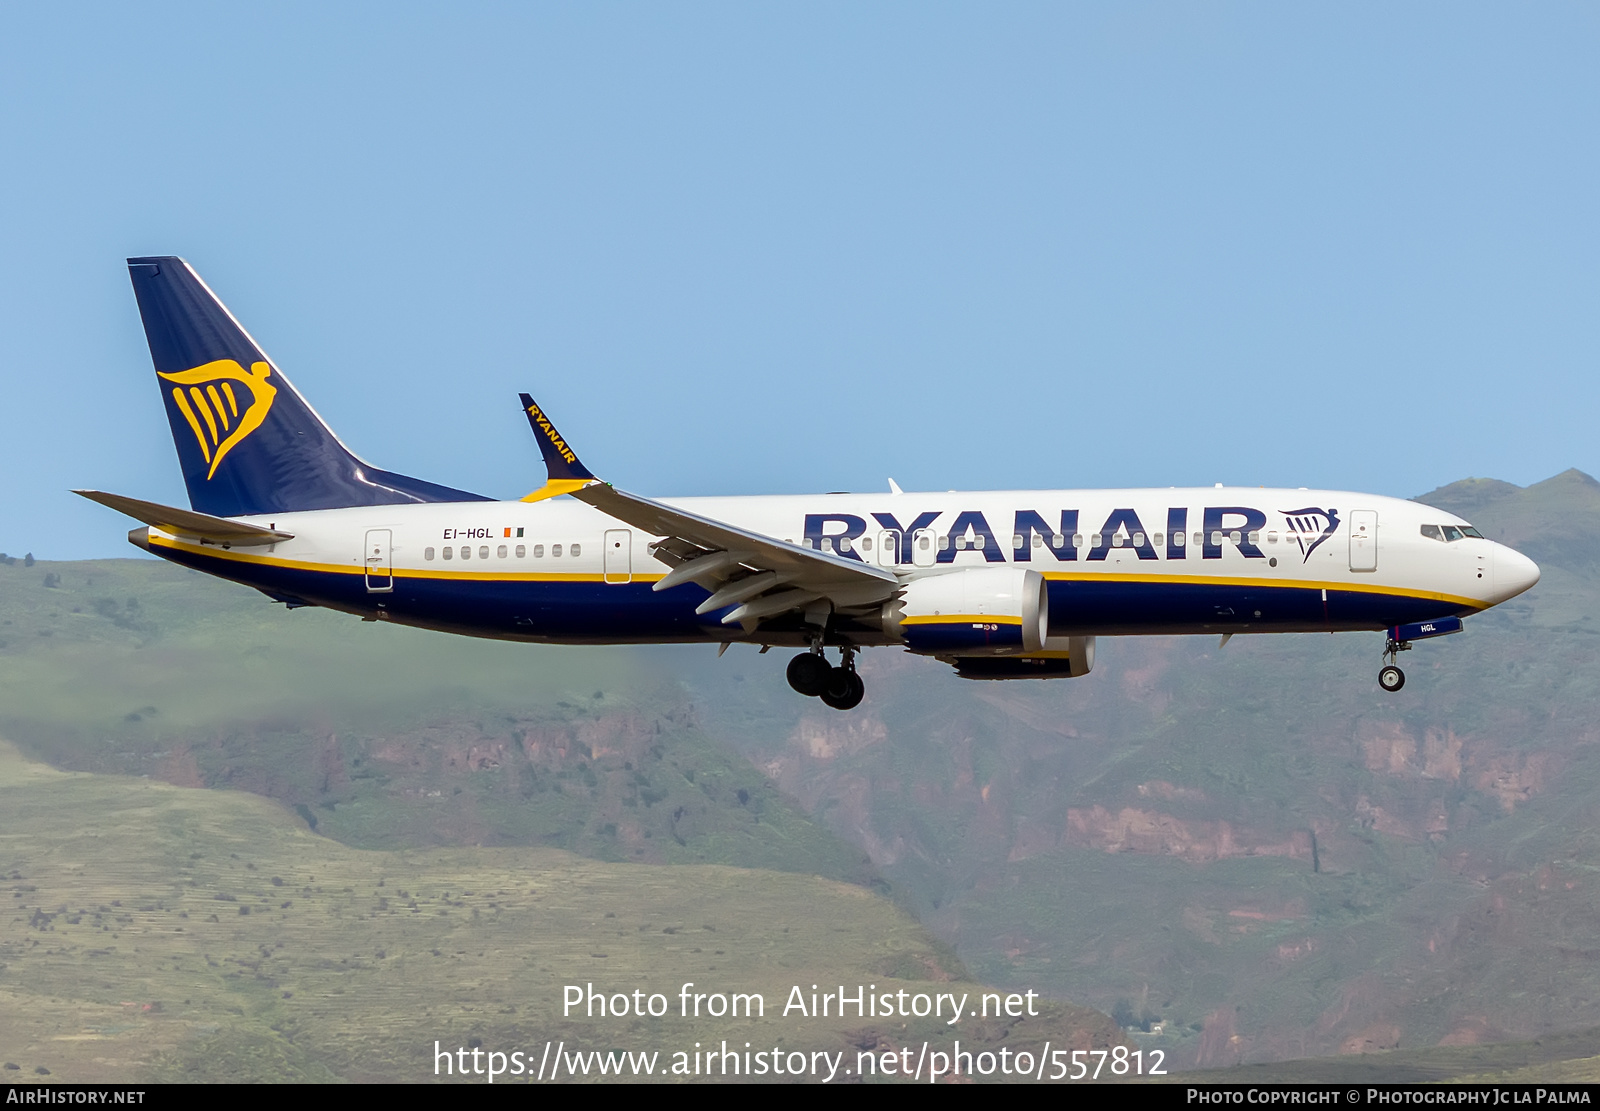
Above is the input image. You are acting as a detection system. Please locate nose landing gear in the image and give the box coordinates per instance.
[1379,632,1411,692]
[1375,617,1465,692]
[787,644,865,710]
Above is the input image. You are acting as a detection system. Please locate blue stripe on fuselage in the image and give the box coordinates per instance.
[1043,578,1476,634]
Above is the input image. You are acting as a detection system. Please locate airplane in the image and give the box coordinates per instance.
[77,256,1542,711]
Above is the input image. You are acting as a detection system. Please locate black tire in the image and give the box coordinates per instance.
[820,668,865,711]
[786,653,832,696]
[1379,665,1405,692]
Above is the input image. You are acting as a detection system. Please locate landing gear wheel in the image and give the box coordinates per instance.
[1379,665,1405,692]
[786,652,832,696]
[820,667,865,711]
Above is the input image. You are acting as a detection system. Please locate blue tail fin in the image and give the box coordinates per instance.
[127,256,488,517]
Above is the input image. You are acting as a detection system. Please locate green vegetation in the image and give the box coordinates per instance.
[0,741,1116,1082]
[0,557,872,882]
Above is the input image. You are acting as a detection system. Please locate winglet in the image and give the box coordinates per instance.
[518,394,599,502]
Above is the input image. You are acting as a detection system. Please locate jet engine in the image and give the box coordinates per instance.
[881,567,1048,656]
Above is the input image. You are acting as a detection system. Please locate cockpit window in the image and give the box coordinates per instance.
[1422,523,1482,542]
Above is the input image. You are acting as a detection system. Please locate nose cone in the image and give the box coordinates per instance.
[1492,544,1540,603]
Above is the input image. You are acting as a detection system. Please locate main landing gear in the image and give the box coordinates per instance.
[786,645,865,711]
[1379,634,1410,693]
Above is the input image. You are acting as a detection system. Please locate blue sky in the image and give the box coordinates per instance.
[2,3,1596,559]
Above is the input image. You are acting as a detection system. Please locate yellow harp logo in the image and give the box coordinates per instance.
[157,360,278,480]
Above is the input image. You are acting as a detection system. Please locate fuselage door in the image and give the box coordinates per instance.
[876,529,901,568]
[364,529,393,592]
[912,527,938,568]
[1349,510,1377,572]
[604,529,632,583]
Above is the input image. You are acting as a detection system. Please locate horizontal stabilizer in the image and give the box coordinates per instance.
[74,490,293,545]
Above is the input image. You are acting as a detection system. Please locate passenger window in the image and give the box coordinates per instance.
[1089,534,1102,548]
[533,545,544,557]
[1111,534,1124,548]
[497,545,508,558]
[1420,524,1444,542]
[1172,531,1185,547]
[838,537,852,553]
[1013,534,1025,550]
[1073,534,1085,548]
[1194,532,1204,546]
[1051,533,1064,548]
[424,547,435,561]
[1210,531,1223,546]
[861,537,872,551]
[974,535,985,550]
[1229,531,1242,545]
[475,546,486,559]
[460,546,472,560]
[515,545,526,558]
[1247,531,1260,545]
[1153,532,1163,547]
[1033,534,1044,549]
[918,535,931,550]
[552,544,562,557]
[570,543,580,557]
[938,535,950,551]
[954,536,968,550]
[1133,532,1146,547]
[441,546,453,560]
[820,537,834,552]
[1266,531,1277,543]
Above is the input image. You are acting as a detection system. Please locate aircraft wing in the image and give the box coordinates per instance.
[517,394,897,629]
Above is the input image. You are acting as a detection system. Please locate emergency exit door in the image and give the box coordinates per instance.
[364,529,393,592]
[604,529,632,583]
[876,530,901,567]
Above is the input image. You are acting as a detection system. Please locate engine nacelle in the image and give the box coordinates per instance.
[882,567,1047,656]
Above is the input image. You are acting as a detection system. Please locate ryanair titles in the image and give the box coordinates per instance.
[804,506,1341,565]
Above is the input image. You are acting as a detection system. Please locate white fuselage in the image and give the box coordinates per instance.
[140,485,1540,647]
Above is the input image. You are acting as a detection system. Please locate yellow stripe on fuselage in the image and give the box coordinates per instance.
[900,613,1024,626]
[147,533,665,584]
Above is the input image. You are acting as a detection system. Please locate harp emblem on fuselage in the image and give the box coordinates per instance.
[156,360,278,480]
[1281,506,1339,563]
